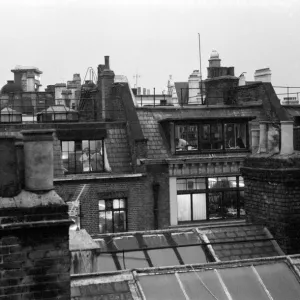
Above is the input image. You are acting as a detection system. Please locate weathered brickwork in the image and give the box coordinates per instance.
[55,176,159,235]
[241,156,300,254]
[0,226,70,300]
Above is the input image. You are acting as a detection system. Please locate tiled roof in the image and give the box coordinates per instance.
[204,224,283,261]
[70,224,283,275]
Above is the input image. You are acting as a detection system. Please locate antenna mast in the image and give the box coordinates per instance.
[198,33,204,104]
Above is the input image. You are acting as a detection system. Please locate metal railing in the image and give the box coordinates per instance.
[0,98,126,123]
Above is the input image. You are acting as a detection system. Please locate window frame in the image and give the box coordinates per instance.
[98,198,128,234]
[177,176,244,222]
[61,139,105,174]
[174,120,249,155]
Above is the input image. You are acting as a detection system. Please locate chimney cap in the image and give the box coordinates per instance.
[209,49,220,60]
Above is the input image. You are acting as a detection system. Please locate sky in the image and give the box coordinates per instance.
[1,0,300,96]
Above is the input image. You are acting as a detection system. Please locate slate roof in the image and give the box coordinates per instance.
[70,224,283,275]
[204,224,284,261]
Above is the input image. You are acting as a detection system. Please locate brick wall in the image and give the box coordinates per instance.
[55,176,157,235]
[0,226,70,300]
[241,156,300,254]
[0,191,71,300]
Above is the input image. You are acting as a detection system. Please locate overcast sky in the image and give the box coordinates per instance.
[1,0,299,95]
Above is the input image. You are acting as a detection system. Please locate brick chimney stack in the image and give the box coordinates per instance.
[0,130,71,299]
[241,120,300,254]
[98,56,115,121]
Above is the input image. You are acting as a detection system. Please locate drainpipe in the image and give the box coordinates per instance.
[152,182,160,229]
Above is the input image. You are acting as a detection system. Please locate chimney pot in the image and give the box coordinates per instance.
[21,129,55,191]
[104,56,110,69]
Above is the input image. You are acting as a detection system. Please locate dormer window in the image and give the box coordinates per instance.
[172,118,250,154]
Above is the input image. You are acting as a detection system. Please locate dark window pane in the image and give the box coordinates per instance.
[236,123,247,149]
[225,123,235,149]
[240,191,245,217]
[209,192,222,220]
[200,124,211,150]
[113,211,126,232]
[223,191,238,218]
[210,123,223,150]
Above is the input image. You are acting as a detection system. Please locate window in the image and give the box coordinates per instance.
[175,125,198,151]
[174,120,248,154]
[99,199,127,233]
[225,123,246,149]
[61,139,105,174]
[177,176,244,222]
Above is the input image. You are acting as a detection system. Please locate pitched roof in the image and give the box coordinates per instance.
[71,256,300,300]
[70,224,283,275]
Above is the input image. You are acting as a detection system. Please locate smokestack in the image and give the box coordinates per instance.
[0,137,20,197]
[105,56,110,70]
[22,129,55,191]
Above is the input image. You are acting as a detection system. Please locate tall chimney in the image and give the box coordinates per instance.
[105,55,110,69]
[22,129,55,191]
[0,136,20,197]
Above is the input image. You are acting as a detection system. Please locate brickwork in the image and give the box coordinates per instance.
[0,226,70,300]
[55,176,157,235]
[0,189,71,300]
[241,156,300,254]
[205,78,239,105]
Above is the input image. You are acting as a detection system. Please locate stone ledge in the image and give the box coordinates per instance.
[54,173,146,182]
